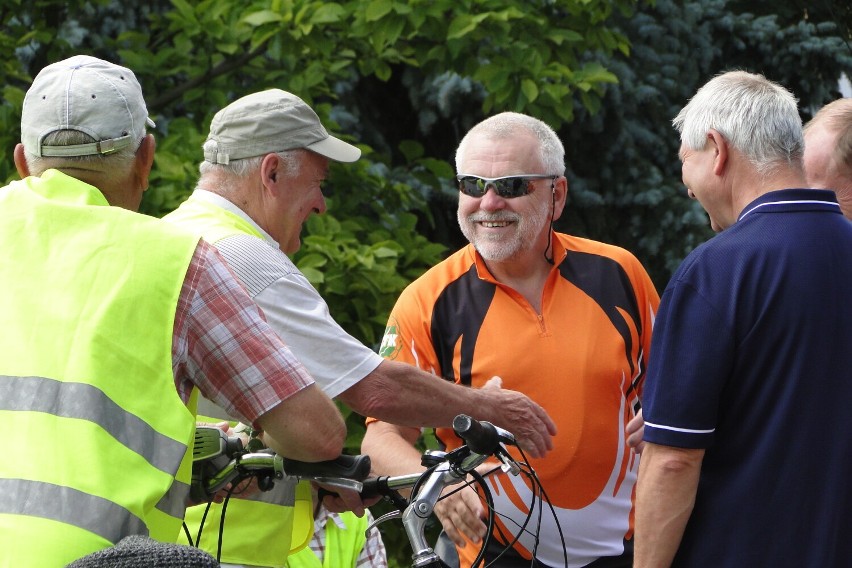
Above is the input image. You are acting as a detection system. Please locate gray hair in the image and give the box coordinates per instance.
[24,130,139,180]
[673,70,803,177]
[455,112,566,176]
[198,140,303,192]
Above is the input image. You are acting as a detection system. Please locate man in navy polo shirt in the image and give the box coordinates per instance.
[634,71,852,567]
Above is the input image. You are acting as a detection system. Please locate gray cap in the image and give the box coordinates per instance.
[21,55,155,158]
[203,89,360,165]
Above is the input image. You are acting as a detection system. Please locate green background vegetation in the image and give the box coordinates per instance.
[2,1,850,565]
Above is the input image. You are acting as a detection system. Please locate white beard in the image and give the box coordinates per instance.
[458,198,551,261]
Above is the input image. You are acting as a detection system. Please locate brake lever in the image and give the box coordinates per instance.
[496,445,521,476]
[315,478,366,505]
[311,477,364,493]
[366,509,402,533]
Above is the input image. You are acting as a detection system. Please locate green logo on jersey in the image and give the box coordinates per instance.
[378,320,401,359]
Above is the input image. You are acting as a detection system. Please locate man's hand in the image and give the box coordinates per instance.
[434,475,487,548]
[626,409,645,454]
[316,483,381,517]
[479,376,557,459]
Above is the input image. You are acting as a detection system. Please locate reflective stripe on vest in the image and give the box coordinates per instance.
[0,171,200,565]
[0,376,187,472]
[0,478,146,541]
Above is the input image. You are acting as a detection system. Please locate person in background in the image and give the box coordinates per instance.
[285,485,388,568]
[362,111,659,568]
[634,71,852,567]
[0,55,344,566]
[803,97,852,219]
[165,90,557,568]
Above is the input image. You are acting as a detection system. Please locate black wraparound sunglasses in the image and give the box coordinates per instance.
[456,174,557,199]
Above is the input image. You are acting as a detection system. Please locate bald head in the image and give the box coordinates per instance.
[804,98,852,219]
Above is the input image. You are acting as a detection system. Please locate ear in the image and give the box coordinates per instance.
[552,175,569,222]
[13,144,30,178]
[707,129,728,176]
[259,153,282,196]
[134,134,156,191]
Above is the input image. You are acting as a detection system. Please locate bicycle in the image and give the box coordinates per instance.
[189,414,565,568]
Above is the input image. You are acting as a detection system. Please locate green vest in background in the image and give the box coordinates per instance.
[284,510,369,568]
[167,194,313,566]
[0,171,200,565]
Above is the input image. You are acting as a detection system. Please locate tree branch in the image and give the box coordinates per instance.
[148,42,268,111]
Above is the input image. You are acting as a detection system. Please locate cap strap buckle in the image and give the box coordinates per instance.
[40,134,133,157]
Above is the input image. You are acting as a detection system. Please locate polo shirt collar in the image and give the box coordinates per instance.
[737,189,842,222]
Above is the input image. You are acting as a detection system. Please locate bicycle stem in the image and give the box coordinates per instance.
[403,462,471,566]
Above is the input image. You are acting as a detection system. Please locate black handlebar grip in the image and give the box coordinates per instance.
[283,454,372,481]
[452,414,500,455]
[359,476,387,500]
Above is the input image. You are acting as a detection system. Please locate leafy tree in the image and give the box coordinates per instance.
[554,0,852,286]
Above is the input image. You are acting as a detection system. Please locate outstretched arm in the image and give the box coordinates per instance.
[341,363,556,458]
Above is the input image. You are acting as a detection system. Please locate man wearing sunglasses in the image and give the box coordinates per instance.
[364,112,660,568]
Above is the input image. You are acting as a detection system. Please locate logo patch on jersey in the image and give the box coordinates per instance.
[378,319,401,359]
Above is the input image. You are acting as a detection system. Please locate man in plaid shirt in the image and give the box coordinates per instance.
[1,54,346,566]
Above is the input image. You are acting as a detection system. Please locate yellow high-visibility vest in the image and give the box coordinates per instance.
[168,197,314,566]
[0,171,200,565]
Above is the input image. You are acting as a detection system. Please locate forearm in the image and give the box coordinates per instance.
[344,360,556,458]
[361,421,425,479]
[340,360,481,427]
[634,443,704,568]
[257,384,346,462]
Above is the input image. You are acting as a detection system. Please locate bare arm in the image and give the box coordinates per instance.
[257,384,345,462]
[634,443,705,568]
[360,420,423,478]
[340,361,557,458]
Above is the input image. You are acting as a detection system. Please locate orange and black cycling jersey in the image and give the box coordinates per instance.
[378,232,659,567]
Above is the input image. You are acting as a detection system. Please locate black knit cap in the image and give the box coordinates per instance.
[65,536,219,568]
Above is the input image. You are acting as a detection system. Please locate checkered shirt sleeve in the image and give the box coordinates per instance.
[173,241,314,425]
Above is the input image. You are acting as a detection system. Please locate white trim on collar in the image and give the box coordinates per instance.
[738,199,840,221]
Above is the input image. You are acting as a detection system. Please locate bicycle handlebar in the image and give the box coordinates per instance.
[283,454,372,480]
[191,433,371,502]
[451,415,515,456]
[191,415,523,568]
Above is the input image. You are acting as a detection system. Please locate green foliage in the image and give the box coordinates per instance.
[552,0,852,287]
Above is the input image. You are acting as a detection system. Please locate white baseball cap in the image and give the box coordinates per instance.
[21,54,155,157]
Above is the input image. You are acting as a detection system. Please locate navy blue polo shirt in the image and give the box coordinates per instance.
[642,189,852,567]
